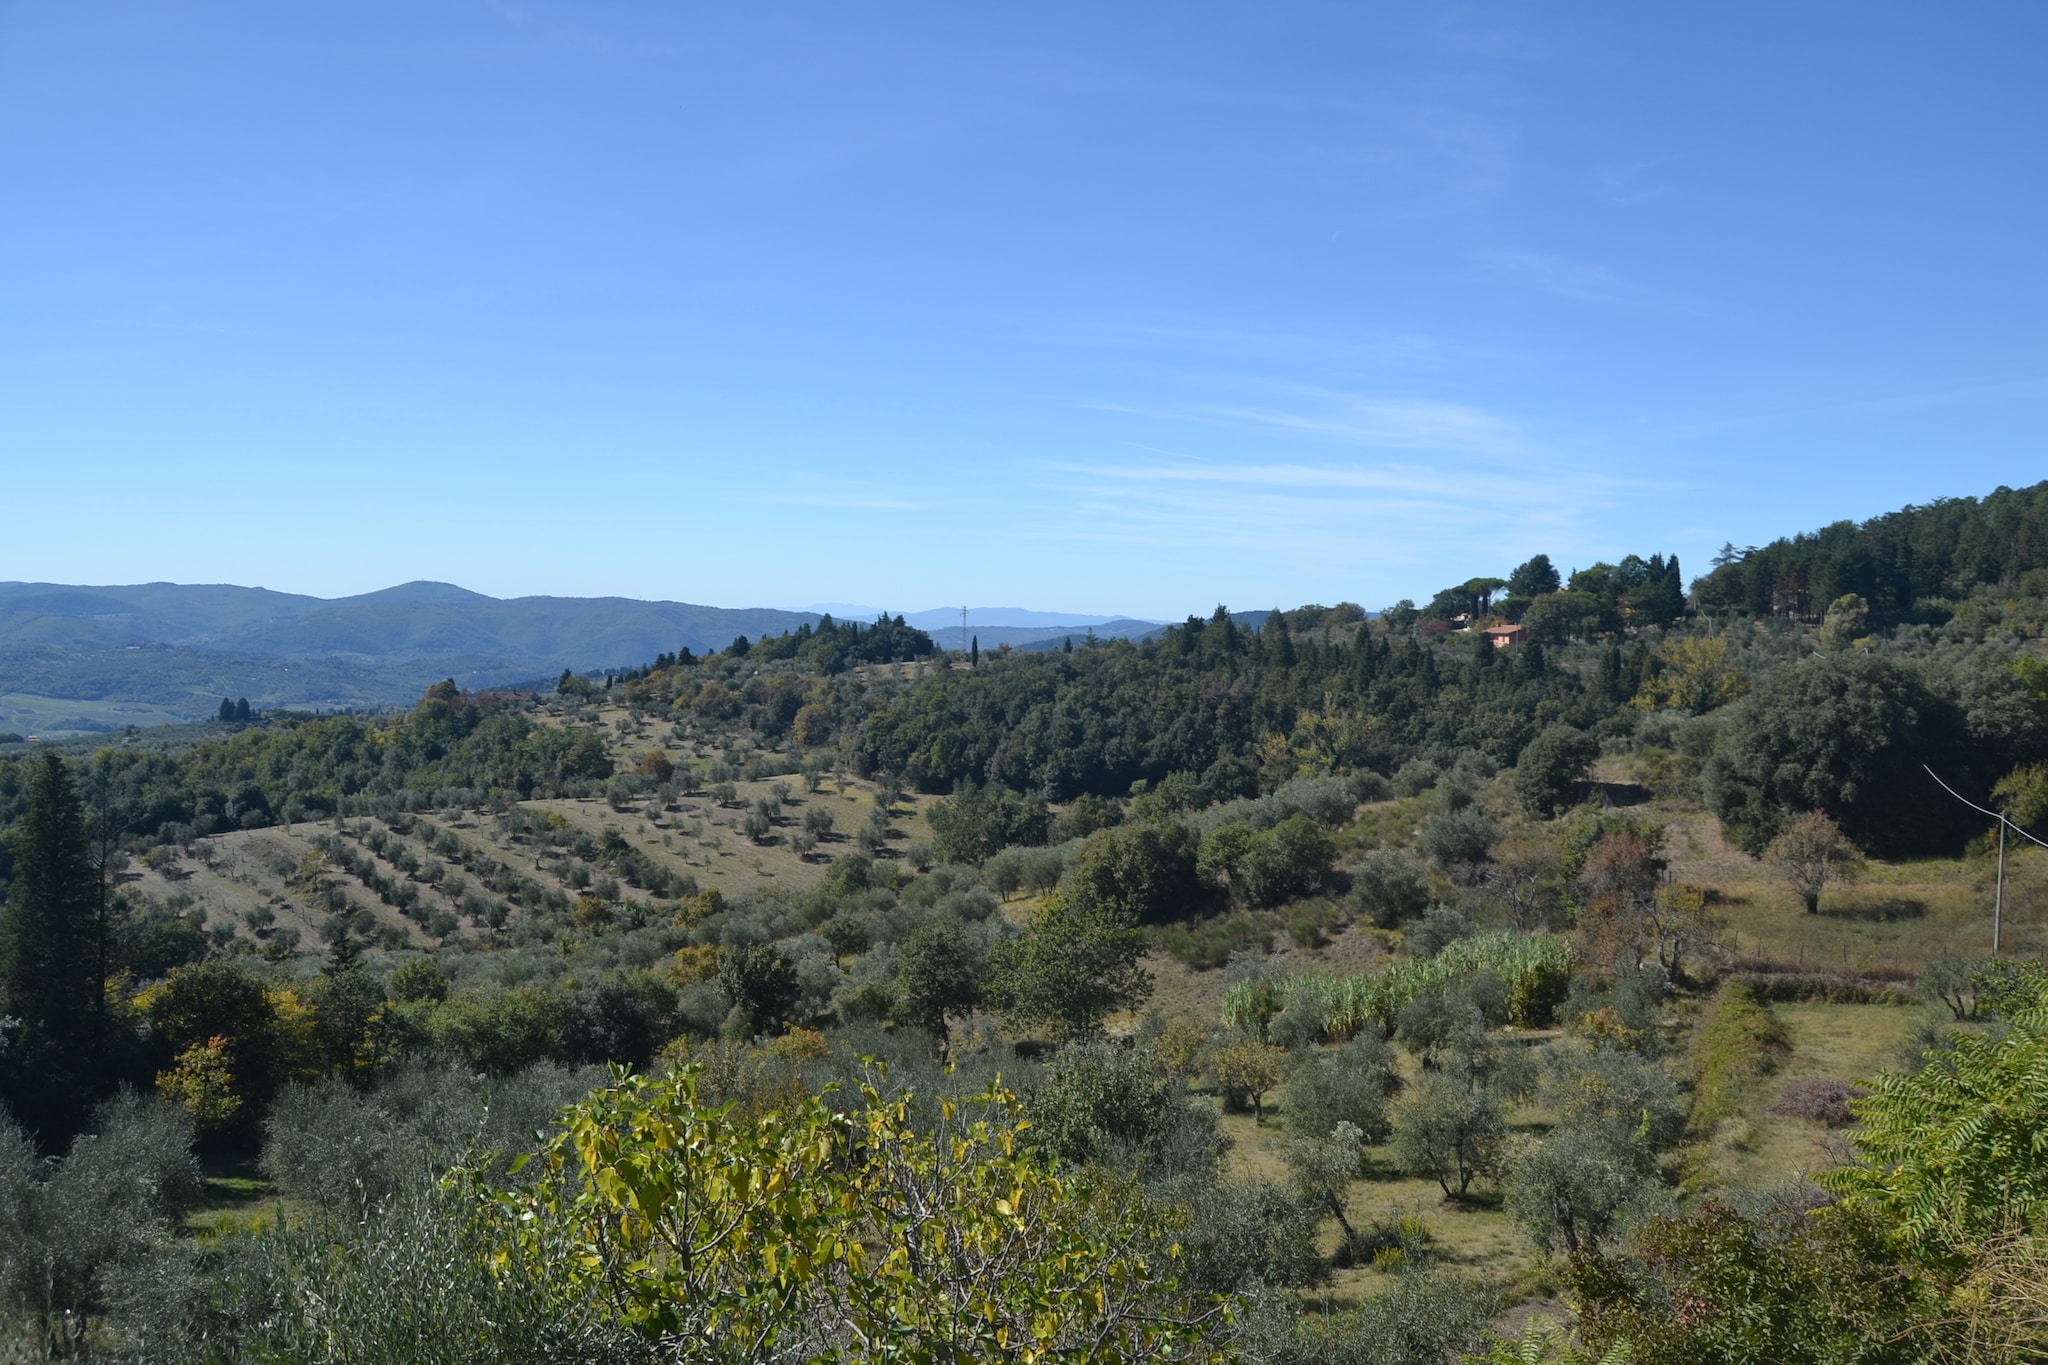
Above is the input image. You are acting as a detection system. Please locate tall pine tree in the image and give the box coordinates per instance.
[2,755,100,1063]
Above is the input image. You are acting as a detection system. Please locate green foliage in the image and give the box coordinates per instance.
[1765,811,1863,914]
[430,986,570,1076]
[1234,815,1337,909]
[1691,479,2048,624]
[1,755,102,1106]
[925,781,1051,863]
[856,608,1590,801]
[1283,1121,1368,1258]
[1566,1199,1935,1365]
[141,959,303,1131]
[986,895,1152,1040]
[1064,821,1205,923]
[1818,593,1871,649]
[745,612,936,673]
[1283,1035,1400,1143]
[1257,1268,1497,1365]
[1514,724,1599,818]
[1345,848,1429,927]
[0,1094,201,1356]
[1701,653,1993,856]
[121,1176,631,1365]
[1820,978,2048,1259]
[481,1066,1225,1362]
[893,915,984,1039]
[1501,1046,1680,1254]
[1027,1041,1210,1177]
[1391,1073,1504,1198]
[1509,554,1562,599]
[1180,1178,1327,1293]
[1418,804,1497,878]
[389,956,451,1004]
[1210,1039,1289,1121]
[1471,1317,1632,1365]
[716,943,800,1037]
[1223,933,1576,1040]
[1993,760,2048,832]
[1688,984,1789,1134]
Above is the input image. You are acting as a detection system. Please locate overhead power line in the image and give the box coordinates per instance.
[1923,764,2048,954]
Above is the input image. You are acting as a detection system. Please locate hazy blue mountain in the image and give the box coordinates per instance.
[962,619,1172,651]
[0,580,1174,733]
[0,580,822,727]
[793,604,1156,631]
[902,607,1147,630]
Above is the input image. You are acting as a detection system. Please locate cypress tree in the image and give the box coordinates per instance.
[1,755,99,1063]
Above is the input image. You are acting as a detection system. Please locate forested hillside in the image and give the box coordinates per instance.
[1,483,2047,1362]
[1691,479,2048,623]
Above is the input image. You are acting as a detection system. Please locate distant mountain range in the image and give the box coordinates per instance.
[0,581,1166,735]
[794,604,1168,650]
[0,581,820,732]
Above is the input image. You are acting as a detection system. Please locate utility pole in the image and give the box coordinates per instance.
[1994,813,2006,954]
[1925,765,2046,953]
[961,606,968,656]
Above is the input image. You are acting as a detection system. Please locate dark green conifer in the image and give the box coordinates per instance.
[1,755,99,1064]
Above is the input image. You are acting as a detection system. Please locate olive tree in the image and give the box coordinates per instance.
[1392,1073,1505,1199]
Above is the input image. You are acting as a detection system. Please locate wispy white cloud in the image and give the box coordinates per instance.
[1082,385,1529,461]
[1477,249,1654,305]
[1020,455,1599,589]
[1020,379,1666,590]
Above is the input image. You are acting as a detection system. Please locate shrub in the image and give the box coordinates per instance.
[893,916,985,1039]
[1513,724,1599,818]
[1347,849,1429,927]
[1563,1199,1935,1364]
[480,1068,1222,1361]
[1285,1035,1400,1143]
[0,1094,201,1354]
[1392,760,1440,798]
[1181,1177,1327,1292]
[1502,1120,1669,1256]
[1159,913,1274,971]
[1690,983,1790,1134]
[1210,1039,1289,1121]
[1235,814,1337,908]
[1405,903,1470,958]
[1027,1042,1200,1174]
[985,896,1151,1040]
[1419,805,1497,880]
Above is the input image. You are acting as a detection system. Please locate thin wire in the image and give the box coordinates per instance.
[1924,765,2048,851]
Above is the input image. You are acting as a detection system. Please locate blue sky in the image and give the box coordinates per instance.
[2,3,2043,620]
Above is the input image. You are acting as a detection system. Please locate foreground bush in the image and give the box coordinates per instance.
[482,1065,1227,1363]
